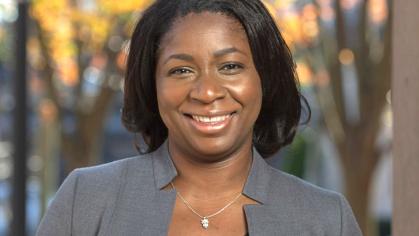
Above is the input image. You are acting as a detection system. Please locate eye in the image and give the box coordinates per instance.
[219,63,244,74]
[169,67,193,76]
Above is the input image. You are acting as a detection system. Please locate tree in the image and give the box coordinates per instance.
[29,0,153,214]
[30,0,152,171]
[270,0,391,234]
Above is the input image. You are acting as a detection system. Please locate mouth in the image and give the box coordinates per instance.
[190,114,231,123]
[183,112,236,133]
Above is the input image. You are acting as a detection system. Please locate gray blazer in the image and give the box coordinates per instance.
[36,143,361,236]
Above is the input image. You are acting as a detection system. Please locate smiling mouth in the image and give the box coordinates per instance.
[191,114,231,123]
[184,112,235,133]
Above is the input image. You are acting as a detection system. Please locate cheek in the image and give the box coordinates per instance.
[228,74,262,117]
[156,79,190,121]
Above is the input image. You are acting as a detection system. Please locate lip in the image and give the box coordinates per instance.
[183,112,235,134]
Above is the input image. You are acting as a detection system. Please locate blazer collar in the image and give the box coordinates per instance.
[152,141,271,204]
[242,148,270,204]
[152,140,178,189]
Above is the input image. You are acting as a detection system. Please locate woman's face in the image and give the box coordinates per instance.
[155,12,262,161]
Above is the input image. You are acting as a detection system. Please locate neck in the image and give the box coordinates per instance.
[168,140,253,200]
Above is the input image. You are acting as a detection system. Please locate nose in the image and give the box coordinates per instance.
[189,73,227,104]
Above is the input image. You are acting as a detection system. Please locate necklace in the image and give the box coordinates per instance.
[170,182,242,229]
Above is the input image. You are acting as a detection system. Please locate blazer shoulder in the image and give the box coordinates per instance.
[264,166,362,235]
[267,165,341,203]
[80,153,149,173]
[36,154,154,236]
[74,154,152,185]
[69,155,152,209]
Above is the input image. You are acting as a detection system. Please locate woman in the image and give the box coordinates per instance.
[37,0,361,235]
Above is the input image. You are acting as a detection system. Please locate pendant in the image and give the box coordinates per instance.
[201,217,209,229]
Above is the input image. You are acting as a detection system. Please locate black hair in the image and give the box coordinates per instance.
[122,0,310,158]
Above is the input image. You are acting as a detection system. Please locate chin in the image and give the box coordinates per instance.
[188,138,243,161]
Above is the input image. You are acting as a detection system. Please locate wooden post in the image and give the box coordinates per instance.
[392,0,419,235]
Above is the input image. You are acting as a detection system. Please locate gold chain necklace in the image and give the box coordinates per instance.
[170,182,242,229]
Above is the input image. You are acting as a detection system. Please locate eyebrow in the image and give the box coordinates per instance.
[163,53,194,65]
[163,47,246,65]
[213,47,246,58]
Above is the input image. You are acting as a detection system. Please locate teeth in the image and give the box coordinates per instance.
[192,115,230,123]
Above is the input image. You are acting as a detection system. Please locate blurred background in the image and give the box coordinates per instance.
[0,0,391,235]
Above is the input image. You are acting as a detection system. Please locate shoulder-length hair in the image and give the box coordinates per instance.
[122,0,310,158]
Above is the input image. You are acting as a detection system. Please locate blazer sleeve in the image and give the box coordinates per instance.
[36,170,80,236]
[338,194,363,236]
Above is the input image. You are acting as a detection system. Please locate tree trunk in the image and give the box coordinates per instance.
[338,129,381,235]
[62,131,101,173]
[38,107,60,217]
[61,111,112,172]
[342,153,375,235]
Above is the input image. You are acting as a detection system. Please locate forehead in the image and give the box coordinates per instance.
[158,12,248,53]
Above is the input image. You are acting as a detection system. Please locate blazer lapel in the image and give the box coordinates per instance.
[105,142,178,235]
[242,150,294,235]
[242,149,271,203]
